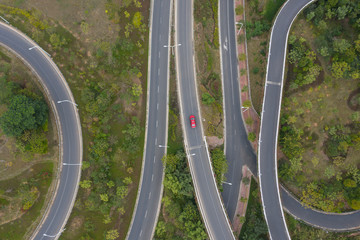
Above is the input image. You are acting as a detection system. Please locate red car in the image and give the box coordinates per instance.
[190,115,196,128]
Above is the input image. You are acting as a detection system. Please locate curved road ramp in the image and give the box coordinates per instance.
[259,0,360,239]
[0,22,82,239]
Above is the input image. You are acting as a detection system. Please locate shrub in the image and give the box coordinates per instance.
[248,132,256,142]
[202,92,215,105]
[242,100,252,108]
[235,5,244,15]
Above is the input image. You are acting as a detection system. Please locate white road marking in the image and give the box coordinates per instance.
[157,103,159,110]
[267,81,281,86]
[158,85,160,93]
[158,52,160,58]
[158,68,160,76]
[148,192,151,199]
[155,138,157,145]
[139,230,143,237]
[145,210,148,218]
[223,37,228,51]
[156,120,158,128]
[152,174,154,182]
[154,156,156,163]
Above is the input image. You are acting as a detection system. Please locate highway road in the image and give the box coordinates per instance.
[258,0,315,239]
[126,0,171,239]
[0,22,82,240]
[175,0,234,239]
[218,0,257,223]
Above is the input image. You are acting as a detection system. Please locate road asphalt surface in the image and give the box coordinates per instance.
[126,0,171,239]
[175,0,234,239]
[218,0,257,223]
[0,22,82,240]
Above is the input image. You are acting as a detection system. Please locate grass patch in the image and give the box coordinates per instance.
[194,0,223,138]
[244,0,285,113]
[0,162,54,240]
[278,1,360,213]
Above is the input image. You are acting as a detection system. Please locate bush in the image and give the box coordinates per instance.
[242,100,252,108]
[201,92,215,105]
[248,132,256,142]
[211,148,228,188]
[235,5,244,15]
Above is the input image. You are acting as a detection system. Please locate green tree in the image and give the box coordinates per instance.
[49,33,67,49]
[333,39,351,53]
[0,77,17,103]
[324,165,336,179]
[343,178,357,188]
[100,193,109,202]
[132,12,143,28]
[331,61,350,79]
[0,94,48,137]
[105,229,119,240]
[211,148,228,187]
[131,83,142,100]
[80,180,92,189]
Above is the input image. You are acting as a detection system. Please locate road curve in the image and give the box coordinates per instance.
[126,0,171,239]
[175,0,235,239]
[0,22,82,239]
[218,0,257,223]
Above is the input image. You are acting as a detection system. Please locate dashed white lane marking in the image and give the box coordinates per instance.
[157,85,160,93]
[154,156,156,163]
[155,137,157,145]
[157,103,159,110]
[148,192,151,199]
[156,120,158,128]
[267,81,281,86]
[139,230,143,237]
[152,174,154,182]
[145,210,148,218]
[189,145,202,150]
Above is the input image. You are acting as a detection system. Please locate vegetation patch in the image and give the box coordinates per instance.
[244,0,285,113]
[194,0,223,138]
[279,0,360,212]
[0,162,54,240]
